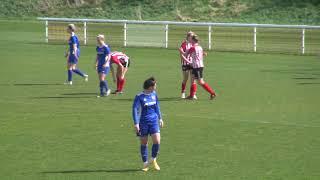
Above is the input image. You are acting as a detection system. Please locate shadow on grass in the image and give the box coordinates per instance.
[296,82,320,85]
[13,83,62,86]
[110,97,180,102]
[261,69,320,75]
[33,96,93,99]
[61,92,97,96]
[292,77,318,80]
[41,169,141,174]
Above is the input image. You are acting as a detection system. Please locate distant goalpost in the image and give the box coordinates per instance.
[38,17,320,55]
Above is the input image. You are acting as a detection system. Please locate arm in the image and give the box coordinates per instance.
[95,55,98,69]
[155,95,164,127]
[132,95,141,133]
[110,64,116,83]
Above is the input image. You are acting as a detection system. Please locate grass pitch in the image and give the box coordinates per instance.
[0,20,320,180]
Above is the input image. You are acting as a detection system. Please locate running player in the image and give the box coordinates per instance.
[179,31,197,99]
[186,35,216,100]
[109,51,130,94]
[132,77,164,172]
[64,24,88,85]
[95,34,111,97]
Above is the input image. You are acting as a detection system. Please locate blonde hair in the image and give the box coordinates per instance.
[97,34,105,41]
[68,24,76,32]
[186,31,195,40]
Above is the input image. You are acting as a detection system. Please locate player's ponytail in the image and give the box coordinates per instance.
[143,77,156,90]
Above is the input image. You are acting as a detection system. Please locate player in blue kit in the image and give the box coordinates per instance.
[95,34,111,97]
[132,77,164,172]
[64,24,88,85]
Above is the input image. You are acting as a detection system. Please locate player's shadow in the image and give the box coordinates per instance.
[61,92,97,96]
[292,77,318,80]
[41,168,141,174]
[33,96,92,99]
[13,83,62,86]
[111,97,180,102]
[296,82,320,85]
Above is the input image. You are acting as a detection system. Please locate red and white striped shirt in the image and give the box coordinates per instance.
[110,51,129,65]
[180,41,192,66]
[188,43,204,68]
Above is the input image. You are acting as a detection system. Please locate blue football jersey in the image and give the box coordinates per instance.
[132,91,162,125]
[69,33,80,54]
[96,44,111,67]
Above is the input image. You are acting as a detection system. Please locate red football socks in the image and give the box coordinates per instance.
[190,83,197,97]
[181,83,186,93]
[119,78,126,91]
[201,83,215,95]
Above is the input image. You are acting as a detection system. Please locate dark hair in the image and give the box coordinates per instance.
[192,34,199,43]
[143,77,156,89]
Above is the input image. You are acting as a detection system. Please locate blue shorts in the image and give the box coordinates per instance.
[139,122,160,137]
[68,53,80,64]
[97,66,110,74]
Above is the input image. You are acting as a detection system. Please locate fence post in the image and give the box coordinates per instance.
[253,27,257,52]
[84,21,87,45]
[208,25,212,50]
[124,23,127,47]
[165,24,169,48]
[45,20,48,43]
[302,28,305,54]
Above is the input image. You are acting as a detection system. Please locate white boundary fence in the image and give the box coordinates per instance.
[38,17,320,54]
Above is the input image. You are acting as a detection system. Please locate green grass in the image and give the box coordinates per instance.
[1,20,320,180]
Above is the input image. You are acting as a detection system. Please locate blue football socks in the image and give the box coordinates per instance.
[152,144,160,159]
[140,145,148,163]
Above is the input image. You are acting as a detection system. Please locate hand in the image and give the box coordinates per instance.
[103,63,107,68]
[94,65,97,70]
[64,52,69,58]
[134,124,140,134]
[159,119,164,128]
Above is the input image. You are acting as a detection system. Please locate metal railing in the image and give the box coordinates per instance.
[38,17,320,55]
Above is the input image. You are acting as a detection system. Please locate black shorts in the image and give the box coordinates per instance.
[121,58,130,68]
[182,64,193,71]
[192,67,204,79]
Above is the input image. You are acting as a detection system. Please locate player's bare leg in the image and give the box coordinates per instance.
[150,133,161,171]
[181,70,189,98]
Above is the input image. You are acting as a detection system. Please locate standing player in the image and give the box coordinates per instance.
[95,34,111,97]
[64,24,88,85]
[179,31,197,99]
[132,77,164,172]
[186,35,216,100]
[109,51,130,94]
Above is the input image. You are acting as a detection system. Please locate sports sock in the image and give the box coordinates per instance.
[190,83,197,97]
[72,69,85,77]
[151,144,160,159]
[99,81,104,95]
[103,80,109,92]
[181,83,186,93]
[140,145,148,163]
[201,83,216,95]
[67,70,72,82]
[116,77,120,91]
[119,78,126,91]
